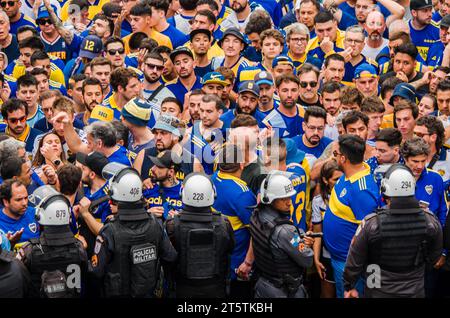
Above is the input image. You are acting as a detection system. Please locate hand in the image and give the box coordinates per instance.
[78,197,92,217]
[420,70,432,86]
[137,48,148,69]
[320,37,334,54]
[0,81,11,102]
[303,232,315,248]
[148,206,164,218]
[314,259,326,280]
[434,255,446,269]
[327,113,336,127]
[236,261,252,280]
[340,47,353,63]
[42,164,57,185]
[344,289,359,298]
[395,71,408,82]
[323,0,336,9]
[77,235,88,249]
[143,178,154,189]
[40,143,58,161]
[74,22,87,32]
[6,228,24,246]
[168,209,179,218]
[51,111,71,127]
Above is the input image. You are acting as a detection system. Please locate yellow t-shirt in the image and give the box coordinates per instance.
[123,29,173,54]
[13,62,66,86]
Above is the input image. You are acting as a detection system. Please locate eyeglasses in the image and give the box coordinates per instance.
[333,150,343,158]
[37,19,52,25]
[107,48,125,55]
[290,37,308,43]
[8,116,26,124]
[305,123,325,131]
[145,62,164,71]
[345,38,364,44]
[0,1,17,7]
[414,132,430,138]
[300,81,318,88]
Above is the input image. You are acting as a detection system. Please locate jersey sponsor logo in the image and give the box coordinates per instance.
[132,244,156,264]
[29,222,37,233]
[339,188,347,198]
[425,185,433,195]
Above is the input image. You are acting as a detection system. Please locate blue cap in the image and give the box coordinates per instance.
[201,72,228,86]
[254,71,274,86]
[121,97,152,127]
[79,35,103,59]
[272,55,294,69]
[37,4,57,20]
[238,81,260,97]
[389,82,417,105]
[285,138,306,165]
[354,63,378,79]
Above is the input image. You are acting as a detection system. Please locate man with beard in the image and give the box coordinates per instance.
[74,77,104,127]
[255,71,278,115]
[230,0,266,31]
[409,0,440,62]
[166,47,202,105]
[191,29,214,78]
[141,51,175,128]
[322,54,346,85]
[342,25,378,86]
[221,80,266,130]
[292,106,332,169]
[262,74,305,138]
[320,81,342,139]
[428,67,450,96]
[1,0,35,35]
[362,11,389,61]
[297,63,321,108]
[187,90,204,127]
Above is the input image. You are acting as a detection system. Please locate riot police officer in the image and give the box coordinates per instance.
[17,186,88,298]
[250,171,314,298]
[344,164,443,298]
[89,162,177,298]
[165,173,235,298]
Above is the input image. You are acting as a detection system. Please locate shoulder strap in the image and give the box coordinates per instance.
[428,152,440,169]
[147,84,165,102]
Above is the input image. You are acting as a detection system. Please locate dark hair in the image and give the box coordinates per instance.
[380,76,402,100]
[18,36,44,51]
[263,137,287,163]
[101,2,122,19]
[320,81,340,95]
[215,66,235,83]
[30,50,50,65]
[197,0,219,11]
[319,159,342,204]
[148,0,170,13]
[17,73,38,91]
[17,26,38,38]
[1,98,28,119]
[57,164,82,195]
[32,132,67,168]
[29,67,48,78]
[69,0,90,12]
[82,77,102,95]
[152,45,172,56]
[420,94,438,111]
[393,100,419,121]
[179,0,199,11]
[162,96,183,113]
[39,89,62,104]
[0,156,25,180]
[110,67,139,92]
[129,32,149,51]
[437,79,450,93]
[130,3,152,16]
[416,115,445,150]
[111,120,130,147]
[300,0,320,11]
[314,10,335,24]
[104,36,124,50]
[324,53,345,68]
[144,51,164,64]
[0,179,26,203]
[434,66,450,74]
[342,110,369,130]
[389,31,411,42]
[375,127,402,147]
[298,63,320,78]
[196,9,216,25]
[231,114,258,128]
[202,94,224,111]
[361,96,385,114]
[394,42,418,60]
[338,134,366,164]
[275,73,300,88]
[341,86,363,106]
[401,137,430,159]
[304,106,327,123]
[218,143,243,173]
[244,10,272,35]
[92,13,114,35]
[139,38,159,51]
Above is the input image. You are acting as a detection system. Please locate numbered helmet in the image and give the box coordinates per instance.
[380,164,416,197]
[30,186,71,226]
[260,171,296,204]
[181,173,216,207]
[102,162,142,203]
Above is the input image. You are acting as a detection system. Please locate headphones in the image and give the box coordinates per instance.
[180,172,217,199]
[380,163,413,195]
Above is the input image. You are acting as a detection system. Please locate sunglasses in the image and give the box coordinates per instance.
[145,62,164,71]
[300,81,318,88]
[107,48,125,55]
[8,116,26,124]
[37,18,52,25]
[0,1,17,7]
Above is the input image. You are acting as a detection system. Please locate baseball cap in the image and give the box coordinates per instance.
[285,138,306,165]
[410,0,433,10]
[272,55,294,69]
[254,71,274,86]
[152,114,181,137]
[37,4,57,20]
[190,29,212,42]
[121,97,152,127]
[218,27,247,50]
[149,150,181,169]
[88,105,114,124]
[354,63,378,79]
[389,82,417,105]
[76,151,110,177]
[169,46,194,62]
[201,72,228,86]
[238,81,260,97]
[441,14,450,28]
[79,35,103,59]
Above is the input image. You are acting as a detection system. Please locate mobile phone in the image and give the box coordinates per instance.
[301,232,323,238]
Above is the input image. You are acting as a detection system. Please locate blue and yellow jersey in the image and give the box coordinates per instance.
[49,79,68,96]
[102,93,121,120]
[291,134,333,168]
[160,24,189,49]
[211,171,257,279]
[211,56,257,91]
[432,10,443,23]
[0,124,42,154]
[10,14,36,34]
[27,106,45,129]
[143,182,183,219]
[262,104,305,138]
[409,20,440,62]
[216,4,235,26]
[0,207,40,251]
[84,183,111,223]
[426,40,444,68]
[41,34,72,63]
[306,29,346,66]
[60,0,107,22]
[287,164,309,231]
[416,168,448,227]
[323,163,380,262]
[108,145,133,166]
[343,56,378,86]
[166,76,202,104]
[220,108,267,130]
[185,40,224,61]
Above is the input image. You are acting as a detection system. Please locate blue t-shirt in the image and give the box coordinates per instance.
[291,134,332,166]
[0,207,40,246]
[261,106,305,138]
[166,76,202,104]
[220,109,267,130]
[143,182,182,219]
[160,24,188,48]
[409,20,440,62]
[108,145,133,166]
[84,184,111,223]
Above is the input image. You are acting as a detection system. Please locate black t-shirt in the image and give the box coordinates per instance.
[241,159,267,195]
[298,96,322,108]
[2,34,19,63]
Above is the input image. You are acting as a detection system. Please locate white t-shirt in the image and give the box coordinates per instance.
[362,38,389,60]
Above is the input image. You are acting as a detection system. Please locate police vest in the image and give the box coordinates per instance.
[28,226,84,298]
[368,207,428,273]
[173,210,230,285]
[104,206,162,297]
[250,207,305,281]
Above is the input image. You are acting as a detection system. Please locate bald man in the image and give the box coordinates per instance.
[362,11,389,60]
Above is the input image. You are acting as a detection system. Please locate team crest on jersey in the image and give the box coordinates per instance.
[438,170,445,177]
[29,223,37,233]
[425,185,433,195]
[339,188,347,198]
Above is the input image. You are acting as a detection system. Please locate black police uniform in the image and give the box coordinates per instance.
[90,201,177,298]
[165,205,235,298]
[18,225,88,298]
[344,197,443,298]
[0,247,31,297]
[250,205,314,298]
